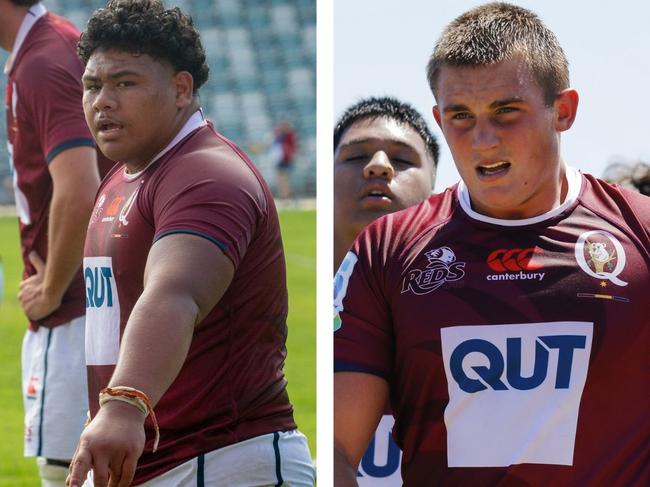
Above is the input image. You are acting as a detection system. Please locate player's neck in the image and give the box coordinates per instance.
[0,6,30,52]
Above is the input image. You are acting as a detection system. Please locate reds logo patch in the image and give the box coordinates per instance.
[401,246,465,295]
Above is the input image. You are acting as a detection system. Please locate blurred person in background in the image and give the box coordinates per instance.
[0,1,109,485]
[271,119,297,200]
[334,96,438,486]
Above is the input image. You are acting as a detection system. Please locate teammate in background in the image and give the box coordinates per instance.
[334,97,439,271]
[335,3,650,486]
[334,97,439,485]
[0,1,106,485]
[67,1,314,486]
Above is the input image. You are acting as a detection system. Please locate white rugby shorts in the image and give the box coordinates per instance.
[84,429,315,486]
[22,315,88,459]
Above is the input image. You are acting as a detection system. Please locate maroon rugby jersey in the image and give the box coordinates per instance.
[4,5,113,329]
[83,116,296,484]
[335,168,650,486]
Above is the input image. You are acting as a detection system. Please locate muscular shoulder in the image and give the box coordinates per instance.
[157,127,264,197]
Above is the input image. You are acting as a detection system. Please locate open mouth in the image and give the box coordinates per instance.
[97,121,123,134]
[477,161,511,177]
[365,190,390,199]
[360,187,393,209]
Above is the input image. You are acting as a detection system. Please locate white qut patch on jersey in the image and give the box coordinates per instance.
[83,256,120,365]
[440,321,593,467]
[357,414,402,485]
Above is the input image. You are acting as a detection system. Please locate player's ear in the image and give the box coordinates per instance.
[432,105,442,129]
[173,71,194,109]
[554,88,578,132]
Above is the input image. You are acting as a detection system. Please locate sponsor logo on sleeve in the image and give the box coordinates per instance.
[401,246,465,295]
[575,230,627,286]
[441,321,593,467]
[485,247,545,282]
[334,252,358,331]
[84,256,120,366]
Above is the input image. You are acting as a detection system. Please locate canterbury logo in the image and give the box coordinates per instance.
[487,248,543,272]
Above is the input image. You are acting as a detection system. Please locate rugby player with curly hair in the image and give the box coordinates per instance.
[0,1,112,484]
[66,1,314,485]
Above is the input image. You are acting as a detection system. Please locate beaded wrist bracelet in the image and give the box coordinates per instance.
[99,386,160,452]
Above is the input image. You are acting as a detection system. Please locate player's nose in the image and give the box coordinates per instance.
[471,119,499,152]
[363,151,395,180]
[91,86,117,112]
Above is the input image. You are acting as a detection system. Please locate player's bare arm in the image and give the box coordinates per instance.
[334,372,389,487]
[18,146,99,320]
[67,233,234,487]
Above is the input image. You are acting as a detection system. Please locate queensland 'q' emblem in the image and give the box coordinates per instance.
[575,230,627,286]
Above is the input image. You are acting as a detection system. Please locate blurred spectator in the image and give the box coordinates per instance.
[270,120,297,199]
[602,160,650,196]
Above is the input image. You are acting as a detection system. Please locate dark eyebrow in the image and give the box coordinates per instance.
[82,70,142,82]
[338,137,417,152]
[489,97,525,109]
[442,104,469,114]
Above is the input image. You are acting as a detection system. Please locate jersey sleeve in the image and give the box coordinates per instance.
[334,221,394,381]
[150,149,265,269]
[19,52,94,163]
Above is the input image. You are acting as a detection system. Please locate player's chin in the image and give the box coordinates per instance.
[95,141,129,164]
[356,205,394,225]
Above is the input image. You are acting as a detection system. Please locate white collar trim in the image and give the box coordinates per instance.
[457,166,583,227]
[4,3,47,75]
[123,109,207,180]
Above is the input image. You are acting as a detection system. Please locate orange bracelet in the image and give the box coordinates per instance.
[99,386,160,452]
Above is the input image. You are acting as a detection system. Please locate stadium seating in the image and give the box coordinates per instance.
[0,0,316,201]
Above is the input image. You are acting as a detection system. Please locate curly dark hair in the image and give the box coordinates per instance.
[334,96,440,168]
[78,0,209,93]
[10,1,40,5]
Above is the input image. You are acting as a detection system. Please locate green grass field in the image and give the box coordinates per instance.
[0,209,315,485]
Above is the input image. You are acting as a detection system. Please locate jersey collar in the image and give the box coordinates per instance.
[457,165,583,227]
[123,109,208,180]
[4,3,47,75]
